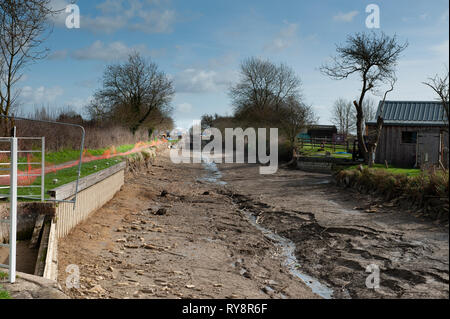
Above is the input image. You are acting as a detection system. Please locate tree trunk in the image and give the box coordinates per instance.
[353,100,368,162]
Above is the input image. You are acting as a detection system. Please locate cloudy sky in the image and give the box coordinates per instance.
[17,0,449,129]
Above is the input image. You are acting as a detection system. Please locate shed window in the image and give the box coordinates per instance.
[401,131,417,144]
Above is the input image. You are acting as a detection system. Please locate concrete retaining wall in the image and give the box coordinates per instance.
[42,165,125,280]
[54,168,124,239]
[296,156,361,173]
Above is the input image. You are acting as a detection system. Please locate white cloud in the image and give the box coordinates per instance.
[333,11,359,23]
[174,68,235,93]
[65,96,93,114]
[264,22,299,52]
[48,0,71,27]
[20,86,64,104]
[71,40,165,61]
[82,15,127,34]
[50,0,175,34]
[130,9,175,33]
[48,50,68,60]
[175,69,219,93]
[176,102,193,113]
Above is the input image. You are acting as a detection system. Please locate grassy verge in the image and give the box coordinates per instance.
[297,143,352,159]
[0,140,164,201]
[0,157,125,200]
[0,287,11,299]
[14,141,150,168]
[336,166,449,219]
[0,271,10,299]
[346,164,421,176]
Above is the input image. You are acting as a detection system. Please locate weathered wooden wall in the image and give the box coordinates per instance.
[374,125,446,168]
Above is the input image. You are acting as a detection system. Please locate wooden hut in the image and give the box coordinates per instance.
[307,125,337,139]
[366,101,449,168]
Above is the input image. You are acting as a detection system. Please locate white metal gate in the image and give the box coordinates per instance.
[0,136,45,283]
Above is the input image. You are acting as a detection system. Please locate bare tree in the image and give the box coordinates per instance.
[321,32,407,162]
[279,96,317,159]
[87,52,175,134]
[230,57,301,125]
[349,96,377,133]
[0,0,55,134]
[331,98,354,136]
[201,114,215,130]
[366,78,395,166]
[423,66,449,127]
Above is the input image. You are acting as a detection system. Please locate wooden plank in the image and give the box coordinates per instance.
[34,221,50,276]
[48,161,126,200]
[29,214,45,249]
[43,220,57,280]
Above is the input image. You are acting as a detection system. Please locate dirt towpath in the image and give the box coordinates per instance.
[57,151,318,299]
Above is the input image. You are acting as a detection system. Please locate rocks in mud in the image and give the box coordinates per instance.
[88,284,106,295]
[142,243,164,251]
[145,205,169,216]
[160,190,168,197]
[239,268,252,279]
[141,287,156,294]
[154,208,167,216]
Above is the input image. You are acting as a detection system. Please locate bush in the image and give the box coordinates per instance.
[336,167,449,219]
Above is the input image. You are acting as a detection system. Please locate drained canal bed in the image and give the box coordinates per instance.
[199,154,335,299]
[0,240,38,274]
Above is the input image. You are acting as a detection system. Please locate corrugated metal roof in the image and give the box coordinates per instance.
[367,101,447,126]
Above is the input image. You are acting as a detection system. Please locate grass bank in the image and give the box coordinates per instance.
[0,139,163,201]
[297,143,352,159]
[335,166,449,220]
[346,164,421,176]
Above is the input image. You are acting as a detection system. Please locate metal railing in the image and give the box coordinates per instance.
[0,137,18,282]
[0,116,85,284]
[0,136,45,202]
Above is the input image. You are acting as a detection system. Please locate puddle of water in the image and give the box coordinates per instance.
[197,153,227,185]
[198,153,335,299]
[313,179,331,185]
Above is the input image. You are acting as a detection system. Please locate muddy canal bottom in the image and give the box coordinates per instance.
[0,241,38,274]
[199,156,335,299]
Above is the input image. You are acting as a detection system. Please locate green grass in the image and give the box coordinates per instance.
[297,143,353,159]
[12,141,151,169]
[346,164,421,176]
[0,287,11,299]
[114,144,136,153]
[0,140,159,201]
[0,157,125,200]
[0,272,10,299]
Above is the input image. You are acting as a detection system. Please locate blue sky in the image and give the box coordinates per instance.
[17,0,449,129]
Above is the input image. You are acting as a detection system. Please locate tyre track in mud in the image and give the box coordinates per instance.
[217,163,448,299]
[220,190,449,299]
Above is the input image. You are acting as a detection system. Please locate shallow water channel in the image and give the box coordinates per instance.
[199,154,335,299]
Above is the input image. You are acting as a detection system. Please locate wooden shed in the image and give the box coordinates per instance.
[366,101,449,168]
[307,125,337,139]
